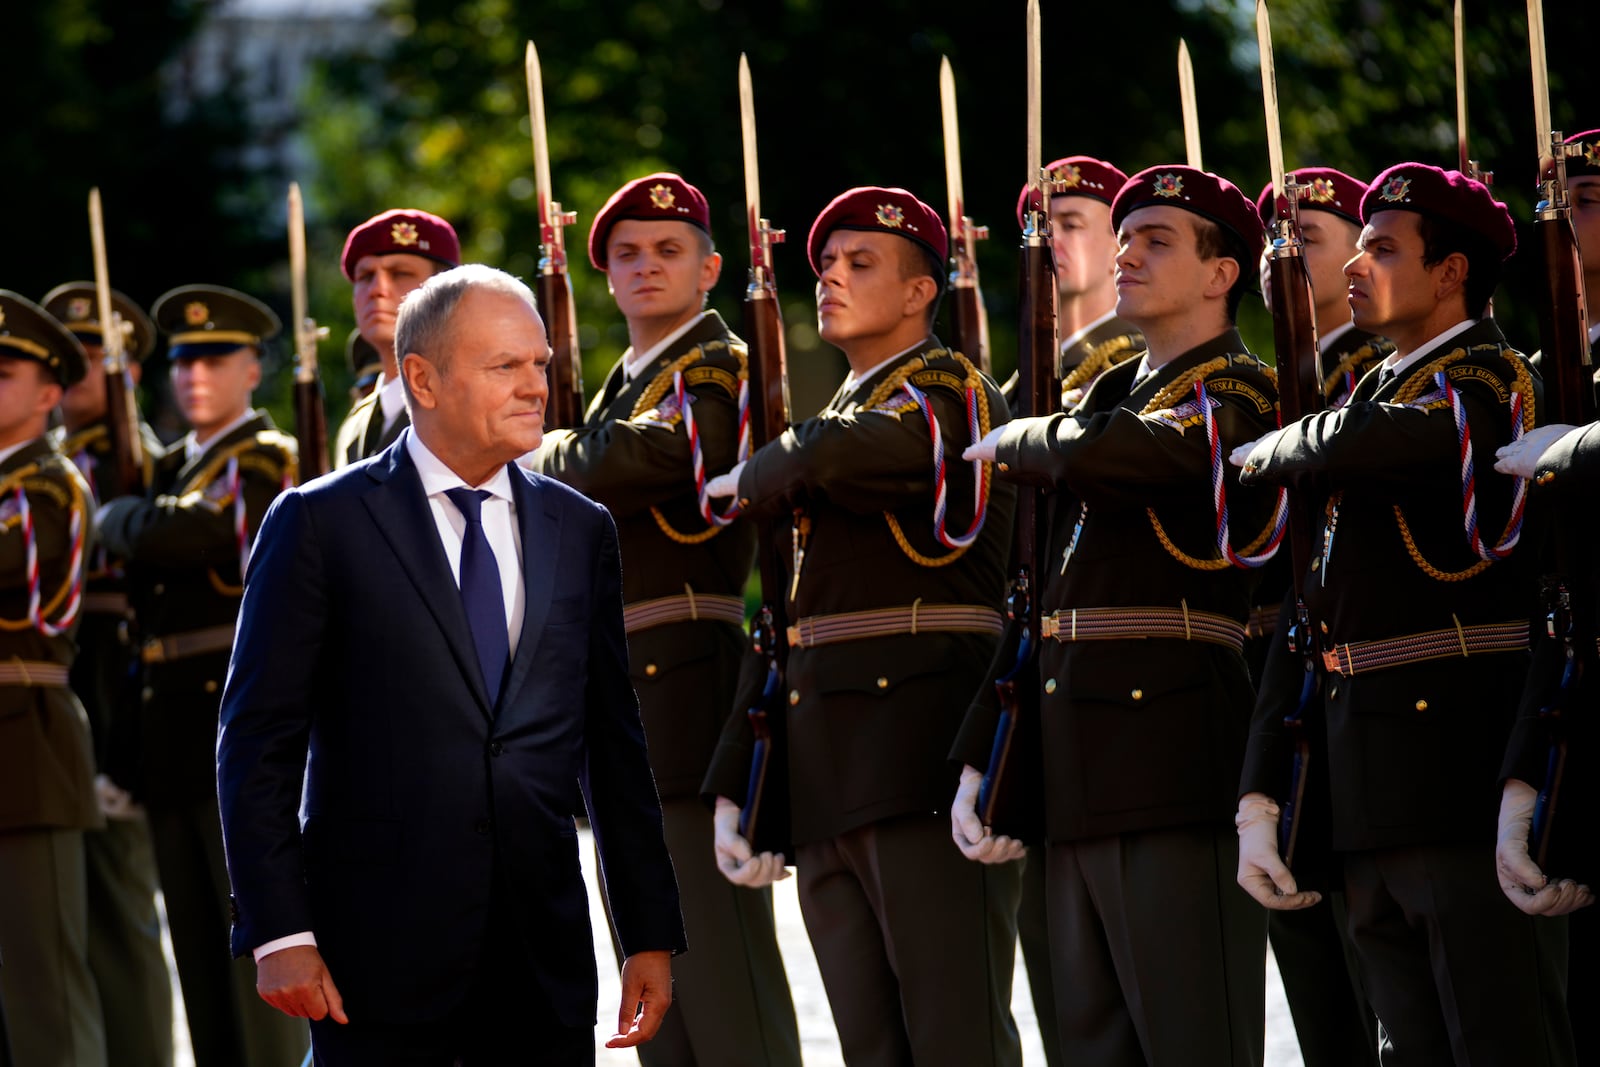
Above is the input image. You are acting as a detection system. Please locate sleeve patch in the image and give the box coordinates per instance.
[863,387,920,418]
[19,476,70,509]
[1206,376,1274,414]
[237,452,286,481]
[1445,363,1512,403]
[683,365,739,397]
[909,368,965,393]
[632,390,687,430]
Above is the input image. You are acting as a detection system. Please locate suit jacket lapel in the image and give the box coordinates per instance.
[499,467,560,712]
[362,435,494,718]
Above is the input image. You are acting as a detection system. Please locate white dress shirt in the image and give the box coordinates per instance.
[252,431,527,963]
[1378,319,1477,381]
[622,312,707,384]
[182,408,259,466]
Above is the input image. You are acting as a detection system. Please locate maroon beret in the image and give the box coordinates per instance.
[341,209,461,281]
[1254,167,1366,228]
[1563,129,1600,179]
[1361,163,1516,260]
[1015,156,1129,229]
[807,187,948,276]
[588,173,711,270]
[1112,165,1265,268]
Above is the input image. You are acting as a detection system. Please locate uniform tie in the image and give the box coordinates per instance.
[445,488,509,705]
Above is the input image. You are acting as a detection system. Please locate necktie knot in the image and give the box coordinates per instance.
[446,487,491,525]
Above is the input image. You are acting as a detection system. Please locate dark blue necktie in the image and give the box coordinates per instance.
[445,488,509,705]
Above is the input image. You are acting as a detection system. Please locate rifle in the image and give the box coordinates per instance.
[735,53,795,855]
[1525,0,1594,868]
[977,0,1051,840]
[1178,39,1204,171]
[1257,0,1325,869]
[87,188,146,498]
[287,182,330,481]
[940,56,991,374]
[525,41,585,430]
[1454,0,1494,189]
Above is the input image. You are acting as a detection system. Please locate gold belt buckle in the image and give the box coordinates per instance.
[1040,613,1060,639]
[1320,648,1343,674]
[786,624,802,648]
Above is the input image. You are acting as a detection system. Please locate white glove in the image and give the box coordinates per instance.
[1493,424,1579,479]
[1229,429,1283,472]
[950,766,1026,864]
[705,461,746,501]
[1495,779,1593,916]
[712,797,789,887]
[1235,792,1321,910]
[94,774,142,820]
[962,426,1006,464]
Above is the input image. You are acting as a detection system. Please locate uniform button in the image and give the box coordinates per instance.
[203,680,218,694]
[1310,557,1320,571]
[1330,684,1339,700]
[1130,688,1143,701]
[1537,470,1555,486]
[1415,700,1428,712]
[876,676,888,689]
[789,689,800,706]
[997,462,1010,473]
[644,663,658,677]
[141,687,153,703]
[739,497,751,508]
[490,741,504,757]
[153,583,165,595]
[474,818,492,834]
[1044,678,1057,694]
[1319,621,1329,634]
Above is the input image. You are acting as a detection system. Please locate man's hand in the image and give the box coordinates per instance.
[1493,423,1578,479]
[705,461,746,500]
[962,426,1005,463]
[606,949,673,1048]
[712,797,789,887]
[256,945,348,1023]
[1496,778,1594,916]
[1236,793,1321,910]
[1229,429,1283,475]
[950,765,1025,863]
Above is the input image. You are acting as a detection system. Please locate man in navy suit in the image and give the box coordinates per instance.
[217,264,685,1064]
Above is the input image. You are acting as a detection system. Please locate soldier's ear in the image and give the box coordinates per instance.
[1431,252,1470,304]
[1206,256,1241,301]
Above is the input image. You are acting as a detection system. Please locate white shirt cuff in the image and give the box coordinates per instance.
[253,931,317,963]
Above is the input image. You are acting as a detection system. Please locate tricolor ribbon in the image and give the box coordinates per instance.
[16,486,85,637]
[1440,369,1526,561]
[1195,379,1287,569]
[902,381,990,549]
[681,369,751,527]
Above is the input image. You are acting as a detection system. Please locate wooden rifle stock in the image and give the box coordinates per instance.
[948,278,988,375]
[538,271,585,430]
[293,379,329,481]
[977,234,1053,840]
[102,365,146,497]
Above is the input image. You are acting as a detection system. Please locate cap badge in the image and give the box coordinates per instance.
[391,221,420,247]
[1152,173,1184,198]
[67,296,93,321]
[184,301,210,326]
[1307,177,1338,203]
[649,183,676,210]
[1379,175,1412,202]
[1053,164,1083,188]
[0,309,6,329]
[875,203,906,228]
[1586,141,1600,167]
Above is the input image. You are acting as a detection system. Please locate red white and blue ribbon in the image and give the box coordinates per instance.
[680,370,751,527]
[1441,369,1526,561]
[903,381,990,549]
[228,456,249,577]
[1195,379,1287,569]
[16,486,85,636]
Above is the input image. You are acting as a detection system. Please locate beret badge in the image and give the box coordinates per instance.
[649,183,676,210]
[1586,141,1600,167]
[875,204,906,229]
[390,221,420,247]
[185,301,209,326]
[1307,177,1338,203]
[1152,173,1184,198]
[1379,175,1412,203]
[1054,163,1083,188]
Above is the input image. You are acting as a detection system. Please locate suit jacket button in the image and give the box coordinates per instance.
[489,741,503,757]
[474,818,492,834]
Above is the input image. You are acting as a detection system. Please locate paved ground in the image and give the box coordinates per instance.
[165,828,1309,1065]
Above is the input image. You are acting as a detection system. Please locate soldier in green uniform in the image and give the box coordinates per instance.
[42,283,174,1067]
[1235,164,1575,1064]
[345,327,381,405]
[956,166,1281,1066]
[0,291,103,1066]
[703,187,1021,1067]
[98,285,307,1067]
[332,208,460,467]
[527,172,801,1066]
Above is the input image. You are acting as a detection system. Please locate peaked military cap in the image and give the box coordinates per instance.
[346,327,381,390]
[807,186,948,276]
[588,173,712,270]
[0,290,89,387]
[341,208,461,281]
[1361,163,1516,260]
[1563,129,1600,178]
[1015,156,1129,228]
[1254,167,1366,228]
[1113,165,1266,268]
[152,284,281,361]
[41,282,157,362]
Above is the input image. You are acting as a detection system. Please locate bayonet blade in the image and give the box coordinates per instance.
[87,188,125,368]
[1528,0,1553,174]
[739,53,766,274]
[1179,39,1204,171]
[526,41,555,232]
[1455,0,1470,173]
[1257,2,1285,203]
[941,56,964,234]
[1026,0,1041,191]
[287,182,321,381]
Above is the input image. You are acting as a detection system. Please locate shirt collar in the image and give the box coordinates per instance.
[1061,308,1118,353]
[378,373,407,424]
[184,408,257,466]
[406,429,516,504]
[1382,319,1476,378]
[0,439,35,469]
[623,312,707,383]
[842,339,926,399]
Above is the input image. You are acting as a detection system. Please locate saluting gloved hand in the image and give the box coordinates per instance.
[962,426,1005,464]
[1229,430,1284,479]
[713,796,789,888]
[1495,778,1594,916]
[1235,792,1321,910]
[1493,423,1579,479]
[951,765,1026,863]
[705,461,746,501]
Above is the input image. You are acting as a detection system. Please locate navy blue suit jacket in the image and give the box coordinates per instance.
[217,432,685,1027]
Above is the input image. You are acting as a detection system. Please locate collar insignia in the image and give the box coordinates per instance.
[875,203,906,228]
[1380,175,1412,202]
[649,183,676,210]
[390,221,420,246]
[1152,173,1184,198]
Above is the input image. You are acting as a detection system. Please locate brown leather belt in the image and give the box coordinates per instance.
[0,659,70,687]
[623,592,745,635]
[1321,620,1528,676]
[82,591,131,616]
[142,624,236,665]
[1040,604,1247,654]
[787,602,1004,650]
